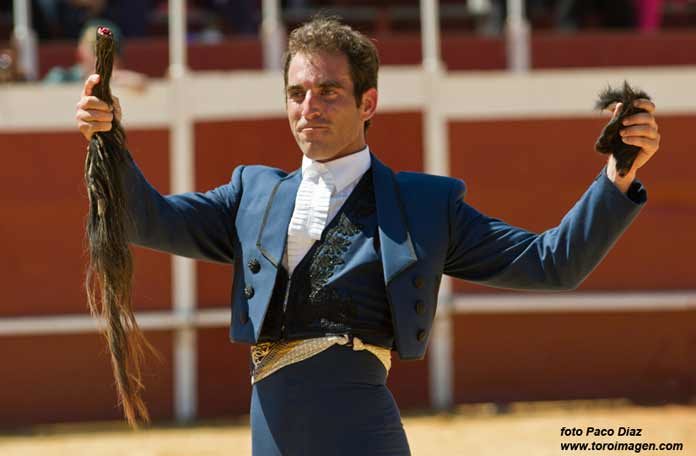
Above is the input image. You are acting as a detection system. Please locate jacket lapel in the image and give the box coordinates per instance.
[371,154,418,284]
[255,155,418,282]
[256,169,302,267]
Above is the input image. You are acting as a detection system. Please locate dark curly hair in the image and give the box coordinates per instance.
[283,16,380,131]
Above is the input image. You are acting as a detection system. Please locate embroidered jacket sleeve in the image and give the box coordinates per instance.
[120,155,242,263]
[443,168,647,290]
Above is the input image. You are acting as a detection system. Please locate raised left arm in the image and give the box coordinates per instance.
[443,98,660,290]
[443,172,646,290]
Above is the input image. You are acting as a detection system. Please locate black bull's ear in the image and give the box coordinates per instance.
[594,81,652,177]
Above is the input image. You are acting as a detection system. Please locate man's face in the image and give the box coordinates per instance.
[286,51,376,162]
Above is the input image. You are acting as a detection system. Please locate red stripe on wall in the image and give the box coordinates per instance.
[0,331,173,427]
[0,130,171,317]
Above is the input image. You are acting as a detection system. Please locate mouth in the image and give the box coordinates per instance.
[298,126,330,139]
[299,124,329,133]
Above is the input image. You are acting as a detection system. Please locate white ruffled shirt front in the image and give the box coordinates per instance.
[283,146,371,275]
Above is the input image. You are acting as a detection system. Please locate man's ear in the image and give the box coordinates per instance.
[360,88,378,122]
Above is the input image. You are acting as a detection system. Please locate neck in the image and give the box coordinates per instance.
[314,144,367,163]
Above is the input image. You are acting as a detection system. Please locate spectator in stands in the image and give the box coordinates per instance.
[55,0,110,39]
[0,43,25,83]
[635,0,663,32]
[285,0,311,8]
[485,0,637,32]
[34,0,144,40]
[32,0,60,39]
[200,0,260,35]
[111,0,152,37]
[44,20,147,91]
[556,0,636,30]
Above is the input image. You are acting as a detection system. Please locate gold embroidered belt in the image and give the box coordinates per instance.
[250,334,392,384]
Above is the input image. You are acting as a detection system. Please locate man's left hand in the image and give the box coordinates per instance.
[606,98,660,193]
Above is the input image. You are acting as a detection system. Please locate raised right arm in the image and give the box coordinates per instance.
[121,159,241,263]
[77,74,241,263]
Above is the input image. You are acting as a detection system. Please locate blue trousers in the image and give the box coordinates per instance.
[250,345,411,455]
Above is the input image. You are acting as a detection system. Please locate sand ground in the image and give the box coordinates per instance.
[1,401,694,455]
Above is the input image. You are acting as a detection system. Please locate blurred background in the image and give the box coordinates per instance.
[0,0,695,443]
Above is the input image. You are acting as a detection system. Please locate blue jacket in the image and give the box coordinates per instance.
[123,153,646,360]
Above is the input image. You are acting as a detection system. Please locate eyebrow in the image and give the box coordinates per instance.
[286,80,345,93]
[318,80,344,90]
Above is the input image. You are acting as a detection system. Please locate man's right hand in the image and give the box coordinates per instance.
[75,74,122,141]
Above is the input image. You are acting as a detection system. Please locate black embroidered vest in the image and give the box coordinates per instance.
[257,171,394,349]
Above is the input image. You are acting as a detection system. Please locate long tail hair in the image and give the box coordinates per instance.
[84,26,157,428]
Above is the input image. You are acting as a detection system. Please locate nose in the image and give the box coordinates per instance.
[301,90,321,120]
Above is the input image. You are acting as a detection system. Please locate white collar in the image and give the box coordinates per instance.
[301,146,371,194]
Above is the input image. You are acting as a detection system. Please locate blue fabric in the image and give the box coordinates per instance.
[258,171,394,348]
[122,153,647,360]
[250,345,410,455]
